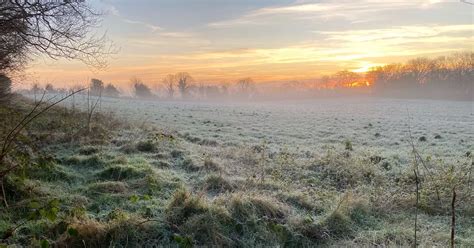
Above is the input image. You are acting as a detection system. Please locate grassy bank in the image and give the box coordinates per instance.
[0,96,472,247]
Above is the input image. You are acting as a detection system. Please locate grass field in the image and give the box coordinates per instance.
[0,95,472,247]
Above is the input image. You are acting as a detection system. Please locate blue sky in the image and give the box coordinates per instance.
[28,0,473,87]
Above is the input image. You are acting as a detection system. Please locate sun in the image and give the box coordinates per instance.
[351,62,385,73]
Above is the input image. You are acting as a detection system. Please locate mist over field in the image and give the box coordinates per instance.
[1,0,473,247]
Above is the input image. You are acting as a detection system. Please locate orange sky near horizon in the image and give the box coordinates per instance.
[20,0,474,90]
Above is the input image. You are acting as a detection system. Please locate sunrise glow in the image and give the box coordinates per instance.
[23,0,473,89]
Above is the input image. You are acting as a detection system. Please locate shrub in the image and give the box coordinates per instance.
[132,79,153,98]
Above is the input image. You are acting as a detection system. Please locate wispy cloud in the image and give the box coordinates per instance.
[122,19,162,32]
[145,23,472,81]
[101,1,162,32]
[208,0,457,27]
[318,25,474,42]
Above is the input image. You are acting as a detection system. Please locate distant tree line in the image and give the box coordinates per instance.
[90,78,121,97]
[366,52,473,100]
[306,52,473,100]
[21,52,472,101]
[25,79,121,98]
[127,73,256,100]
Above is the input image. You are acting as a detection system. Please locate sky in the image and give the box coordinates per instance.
[25,0,473,88]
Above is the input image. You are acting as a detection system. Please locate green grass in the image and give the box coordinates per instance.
[0,95,472,247]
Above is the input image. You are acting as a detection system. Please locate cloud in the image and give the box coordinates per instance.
[122,19,162,32]
[148,23,472,81]
[208,0,458,27]
[318,25,474,42]
[100,1,162,32]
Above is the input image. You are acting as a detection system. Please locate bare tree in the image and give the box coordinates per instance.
[0,0,113,99]
[0,1,113,71]
[90,78,104,96]
[334,70,360,88]
[236,77,255,97]
[45,83,56,94]
[175,72,193,98]
[162,74,175,99]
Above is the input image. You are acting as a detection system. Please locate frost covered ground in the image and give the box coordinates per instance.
[12,94,473,246]
[67,96,473,167]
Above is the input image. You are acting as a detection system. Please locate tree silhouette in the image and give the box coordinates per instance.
[90,79,104,96]
[131,78,153,98]
[0,0,113,100]
[0,1,112,72]
[175,72,193,98]
[104,84,120,98]
[236,77,255,97]
[162,74,175,99]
